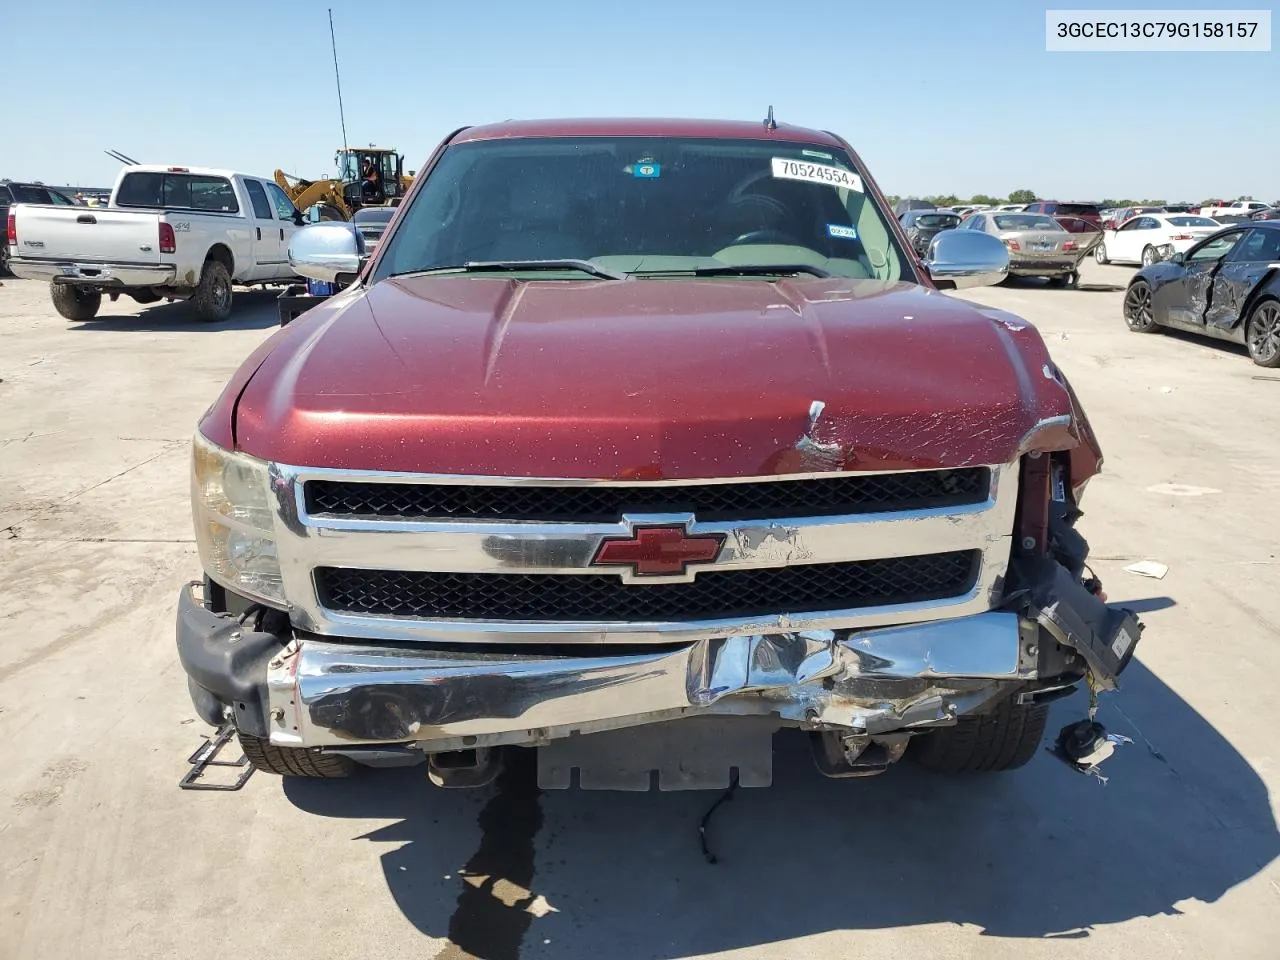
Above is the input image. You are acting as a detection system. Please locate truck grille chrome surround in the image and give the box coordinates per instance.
[266,462,1018,646]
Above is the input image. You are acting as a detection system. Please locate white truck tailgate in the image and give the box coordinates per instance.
[14,205,161,263]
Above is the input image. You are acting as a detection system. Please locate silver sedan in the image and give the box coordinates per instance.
[957,212,1084,285]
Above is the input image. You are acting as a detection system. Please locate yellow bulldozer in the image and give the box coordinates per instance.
[275,146,415,222]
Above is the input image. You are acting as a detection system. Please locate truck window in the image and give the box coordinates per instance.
[244,179,274,220]
[8,184,52,204]
[265,182,298,220]
[117,173,240,214]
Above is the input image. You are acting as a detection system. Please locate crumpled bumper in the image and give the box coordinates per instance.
[179,570,1140,752]
[267,612,1039,749]
[177,583,1048,749]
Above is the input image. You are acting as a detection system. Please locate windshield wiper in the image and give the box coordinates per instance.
[394,259,626,281]
[637,264,833,279]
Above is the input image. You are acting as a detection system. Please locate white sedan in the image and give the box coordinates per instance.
[1095,213,1222,266]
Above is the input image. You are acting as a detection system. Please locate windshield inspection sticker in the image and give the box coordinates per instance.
[827,224,858,240]
[633,162,661,178]
[771,157,863,193]
[802,149,834,160]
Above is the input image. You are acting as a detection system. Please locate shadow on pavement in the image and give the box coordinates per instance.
[1115,595,1176,613]
[1001,277,1125,293]
[1157,326,1252,363]
[67,289,281,332]
[284,657,1277,958]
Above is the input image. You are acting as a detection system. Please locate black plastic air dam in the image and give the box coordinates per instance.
[175,583,279,737]
[1014,555,1141,687]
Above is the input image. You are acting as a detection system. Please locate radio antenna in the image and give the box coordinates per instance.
[764,105,777,130]
[328,9,350,150]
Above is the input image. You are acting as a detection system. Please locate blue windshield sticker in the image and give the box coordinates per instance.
[827,224,858,240]
[633,162,661,178]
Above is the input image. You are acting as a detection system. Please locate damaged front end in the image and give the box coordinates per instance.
[179,496,1140,788]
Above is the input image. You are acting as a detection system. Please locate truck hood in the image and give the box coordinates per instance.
[230,276,1092,480]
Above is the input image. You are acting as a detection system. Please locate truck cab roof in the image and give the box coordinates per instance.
[451,117,845,146]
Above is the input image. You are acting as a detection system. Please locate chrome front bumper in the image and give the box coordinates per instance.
[9,258,177,287]
[263,610,1038,749]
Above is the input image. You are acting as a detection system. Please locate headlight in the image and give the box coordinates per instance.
[191,432,287,607]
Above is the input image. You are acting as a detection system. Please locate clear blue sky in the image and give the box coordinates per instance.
[4,0,1275,201]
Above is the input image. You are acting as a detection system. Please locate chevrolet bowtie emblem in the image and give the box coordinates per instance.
[592,525,725,578]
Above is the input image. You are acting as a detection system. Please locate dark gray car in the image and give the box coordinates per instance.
[899,209,961,257]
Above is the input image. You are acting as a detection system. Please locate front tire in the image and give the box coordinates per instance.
[192,258,233,322]
[911,697,1049,773]
[1123,279,1160,333]
[1095,242,1109,265]
[238,732,355,778]
[1141,244,1157,266]
[1245,298,1280,367]
[51,283,102,321]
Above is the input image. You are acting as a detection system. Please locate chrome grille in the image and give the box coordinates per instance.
[315,551,981,623]
[304,468,990,522]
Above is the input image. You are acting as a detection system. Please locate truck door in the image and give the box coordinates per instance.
[242,179,282,280]
[265,181,303,280]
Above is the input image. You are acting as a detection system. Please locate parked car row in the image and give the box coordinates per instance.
[898,202,1103,285]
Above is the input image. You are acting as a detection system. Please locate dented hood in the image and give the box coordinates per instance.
[230,276,1092,479]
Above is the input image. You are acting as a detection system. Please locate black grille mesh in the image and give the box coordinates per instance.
[315,551,979,623]
[305,469,988,522]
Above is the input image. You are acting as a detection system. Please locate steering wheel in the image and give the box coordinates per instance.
[730,228,805,246]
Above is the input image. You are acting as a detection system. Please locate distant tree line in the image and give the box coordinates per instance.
[883,190,1263,208]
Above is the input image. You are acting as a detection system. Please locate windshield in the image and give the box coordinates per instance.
[374,136,911,282]
[993,214,1063,232]
[1168,216,1218,227]
[914,214,959,229]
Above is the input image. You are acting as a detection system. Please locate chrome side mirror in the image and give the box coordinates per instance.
[288,222,365,284]
[924,230,1009,290]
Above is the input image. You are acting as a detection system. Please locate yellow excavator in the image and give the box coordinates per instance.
[275,146,414,222]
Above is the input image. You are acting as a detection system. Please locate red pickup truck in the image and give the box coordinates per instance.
[178,118,1139,790]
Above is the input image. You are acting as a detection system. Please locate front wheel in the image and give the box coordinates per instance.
[1141,245,1157,267]
[237,732,355,778]
[1245,299,1280,367]
[1123,280,1160,333]
[51,283,102,321]
[192,259,233,322]
[1095,242,1109,265]
[911,697,1049,773]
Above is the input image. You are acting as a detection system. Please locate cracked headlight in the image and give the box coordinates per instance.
[191,431,286,607]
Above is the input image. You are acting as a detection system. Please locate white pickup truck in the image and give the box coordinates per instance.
[6,165,304,321]
[1199,200,1270,219]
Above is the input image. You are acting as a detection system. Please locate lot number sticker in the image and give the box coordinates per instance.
[771,157,864,193]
